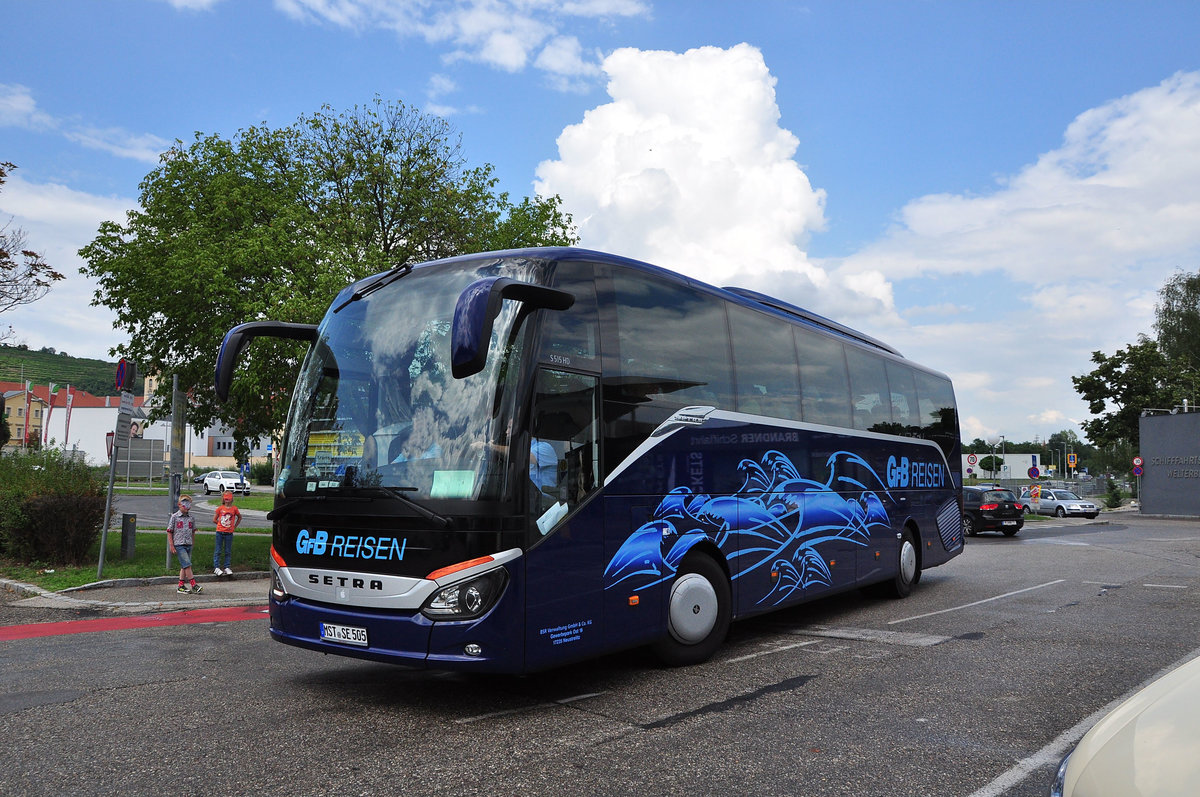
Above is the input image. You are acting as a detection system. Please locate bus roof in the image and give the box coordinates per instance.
[377,245,909,361]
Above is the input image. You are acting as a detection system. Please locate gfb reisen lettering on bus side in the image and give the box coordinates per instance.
[886,455,946,489]
[295,528,408,561]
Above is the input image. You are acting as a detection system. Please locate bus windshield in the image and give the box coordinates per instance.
[277,255,549,502]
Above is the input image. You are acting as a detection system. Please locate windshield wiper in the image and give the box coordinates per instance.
[266,481,452,529]
[267,494,327,521]
[359,484,453,529]
[333,263,413,313]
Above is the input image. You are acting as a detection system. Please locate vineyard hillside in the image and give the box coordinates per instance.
[0,345,144,397]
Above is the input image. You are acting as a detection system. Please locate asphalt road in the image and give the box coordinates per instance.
[111,492,272,530]
[2,513,1198,797]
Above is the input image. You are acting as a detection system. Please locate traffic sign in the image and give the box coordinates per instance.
[1067,453,1078,467]
[967,454,978,466]
[1133,456,1144,467]
[1028,466,1040,479]
[115,358,136,391]
[1133,465,1144,476]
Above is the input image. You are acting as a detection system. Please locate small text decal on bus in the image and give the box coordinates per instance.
[296,528,408,562]
[886,456,945,489]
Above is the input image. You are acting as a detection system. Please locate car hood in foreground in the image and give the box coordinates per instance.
[1064,655,1200,796]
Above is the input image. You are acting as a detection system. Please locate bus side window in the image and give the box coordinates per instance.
[529,368,601,536]
[886,360,920,435]
[845,347,894,432]
[795,326,851,428]
[610,268,734,409]
[538,261,600,371]
[728,302,801,419]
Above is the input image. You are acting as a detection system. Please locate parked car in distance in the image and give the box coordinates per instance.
[1019,488,1099,518]
[200,470,250,495]
[1052,654,1200,796]
[961,486,1023,537]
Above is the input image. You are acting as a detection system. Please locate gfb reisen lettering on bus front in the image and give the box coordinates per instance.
[295,528,408,562]
[886,455,946,489]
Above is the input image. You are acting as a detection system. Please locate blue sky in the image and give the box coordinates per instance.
[3,0,1200,447]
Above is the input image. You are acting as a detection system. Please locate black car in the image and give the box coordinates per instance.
[962,486,1024,537]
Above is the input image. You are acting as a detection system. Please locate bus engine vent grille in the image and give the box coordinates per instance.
[936,498,963,550]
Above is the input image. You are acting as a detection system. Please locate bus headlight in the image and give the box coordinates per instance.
[421,569,508,620]
[271,570,289,601]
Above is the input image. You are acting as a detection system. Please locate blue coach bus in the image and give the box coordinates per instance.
[216,247,963,673]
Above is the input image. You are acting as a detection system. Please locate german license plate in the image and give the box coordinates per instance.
[1002,520,1017,526]
[320,622,368,647]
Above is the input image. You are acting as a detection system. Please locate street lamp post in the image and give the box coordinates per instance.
[1000,435,1006,485]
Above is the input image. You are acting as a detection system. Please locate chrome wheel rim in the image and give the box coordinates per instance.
[668,572,718,644]
[899,539,917,584]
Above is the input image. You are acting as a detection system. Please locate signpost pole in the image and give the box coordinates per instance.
[97,443,119,580]
[99,360,136,579]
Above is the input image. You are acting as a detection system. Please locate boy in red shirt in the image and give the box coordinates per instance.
[212,491,242,576]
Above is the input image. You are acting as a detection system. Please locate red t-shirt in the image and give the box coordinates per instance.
[214,504,241,533]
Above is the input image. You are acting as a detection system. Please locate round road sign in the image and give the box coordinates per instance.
[1132,465,1144,476]
[1133,456,1144,467]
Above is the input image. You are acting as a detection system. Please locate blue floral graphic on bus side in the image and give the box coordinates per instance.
[603,449,893,605]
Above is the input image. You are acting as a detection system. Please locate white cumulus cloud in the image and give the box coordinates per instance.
[535,44,861,310]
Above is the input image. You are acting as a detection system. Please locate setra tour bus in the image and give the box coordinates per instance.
[215,247,963,673]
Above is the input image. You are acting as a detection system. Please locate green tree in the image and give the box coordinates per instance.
[80,99,576,449]
[978,455,1003,477]
[1072,338,1179,450]
[1153,269,1200,367]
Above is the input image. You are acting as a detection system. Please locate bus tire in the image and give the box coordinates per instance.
[652,554,731,667]
[879,528,920,599]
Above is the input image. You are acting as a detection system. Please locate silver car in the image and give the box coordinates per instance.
[1020,488,1098,518]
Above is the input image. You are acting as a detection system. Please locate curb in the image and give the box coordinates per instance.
[58,571,270,593]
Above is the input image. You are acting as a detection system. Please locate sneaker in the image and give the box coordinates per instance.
[214,568,223,576]
[190,584,203,594]
[177,584,188,593]
[223,567,234,576]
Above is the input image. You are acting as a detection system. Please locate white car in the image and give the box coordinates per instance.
[1053,654,1200,796]
[201,470,250,495]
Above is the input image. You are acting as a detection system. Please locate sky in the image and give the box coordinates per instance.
[3,0,1200,446]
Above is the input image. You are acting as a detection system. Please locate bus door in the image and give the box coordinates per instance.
[522,368,606,668]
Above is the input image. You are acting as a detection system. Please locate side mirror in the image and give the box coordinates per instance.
[215,321,318,402]
[451,277,574,379]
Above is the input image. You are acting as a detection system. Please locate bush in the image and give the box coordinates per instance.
[250,461,274,486]
[1103,480,1124,509]
[0,448,108,566]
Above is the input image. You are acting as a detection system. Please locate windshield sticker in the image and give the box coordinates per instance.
[430,470,474,499]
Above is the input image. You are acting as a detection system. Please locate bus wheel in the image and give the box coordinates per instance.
[880,529,920,599]
[652,555,731,667]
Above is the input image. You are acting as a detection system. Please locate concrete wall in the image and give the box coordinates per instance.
[1139,412,1200,517]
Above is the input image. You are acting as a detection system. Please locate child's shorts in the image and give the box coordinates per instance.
[174,544,193,569]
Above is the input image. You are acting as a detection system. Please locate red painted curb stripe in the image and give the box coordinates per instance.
[0,604,269,641]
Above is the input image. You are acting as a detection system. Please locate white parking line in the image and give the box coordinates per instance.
[724,640,818,663]
[887,580,1066,625]
[1028,539,1090,546]
[966,646,1200,797]
[794,626,951,647]
[1144,583,1188,589]
[455,692,607,724]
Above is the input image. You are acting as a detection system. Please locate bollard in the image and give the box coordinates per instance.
[121,513,137,560]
